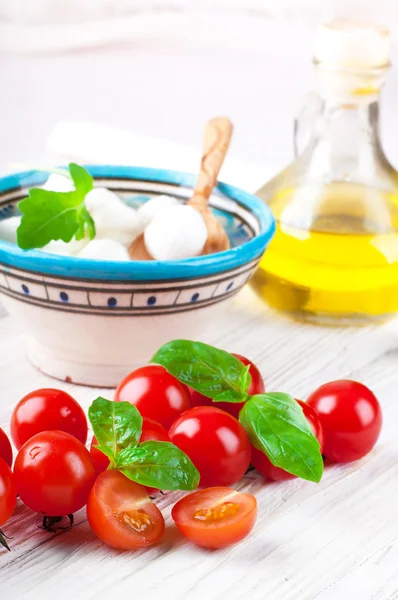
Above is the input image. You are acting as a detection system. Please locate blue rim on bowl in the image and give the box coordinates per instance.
[0,165,275,281]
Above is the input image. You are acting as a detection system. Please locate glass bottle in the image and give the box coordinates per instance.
[252,21,398,325]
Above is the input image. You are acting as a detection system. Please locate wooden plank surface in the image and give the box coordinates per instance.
[1,286,397,600]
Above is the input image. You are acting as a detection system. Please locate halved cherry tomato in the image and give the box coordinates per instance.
[14,430,96,516]
[11,388,88,450]
[190,353,265,418]
[0,457,16,527]
[169,407,251,487]
[251,399,324,481]
[307,380,382,463]
[172,487,257,549]
[87,470,165,550]
[114,365,191,429]
[90,417,170,494]
[0,428,12,468]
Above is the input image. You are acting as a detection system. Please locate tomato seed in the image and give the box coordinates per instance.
[116,509,153,533]
[193,502,240,523]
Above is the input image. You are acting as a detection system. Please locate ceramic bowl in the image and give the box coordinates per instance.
[0,166,275,387]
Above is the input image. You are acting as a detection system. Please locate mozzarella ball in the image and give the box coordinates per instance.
[84,187,122,212]
[144,205,207,260]
[41,237,89,256]
[42,173,74,192]
[78,239,130,261]
[137,195,180,228]
[85,187,143,247]
[0,216,21,244]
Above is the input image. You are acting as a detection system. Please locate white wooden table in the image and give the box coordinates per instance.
[1,286,398,599]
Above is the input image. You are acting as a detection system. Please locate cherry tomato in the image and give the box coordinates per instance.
[87,470,165,550]
[140,417,170,444]
[190,353,265,418]
[11,388,88,450]
[172,487,257,549]
[307,380,382,463]
[251,399,324,481]
[169,407,251,487]
[14,430,96,516]
[0,428,12,468]
[90,436,110,476]
[90,417,170,494]
[114,365,191,429]
[0,457,16,527]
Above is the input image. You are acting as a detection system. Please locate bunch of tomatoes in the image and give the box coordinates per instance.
[0,351,382,552]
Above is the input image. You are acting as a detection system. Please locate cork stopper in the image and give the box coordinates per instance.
[314,20,390,70]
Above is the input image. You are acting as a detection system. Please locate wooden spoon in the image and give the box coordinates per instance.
[129,116,233,260]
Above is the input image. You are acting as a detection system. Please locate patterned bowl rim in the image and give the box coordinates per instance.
[0,165,275,281]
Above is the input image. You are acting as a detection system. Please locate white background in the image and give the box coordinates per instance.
[0,2,398,178]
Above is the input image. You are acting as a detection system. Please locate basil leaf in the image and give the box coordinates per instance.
[256,392,304,414]
[239,364,252,394]
[69,162,93,196]
[17,189,84,250]
[76,205,95,240]
[151,340,250,398]
[213,390,246,403]
[17,162,95,250]
[117,441,200,491]
[92,443,114,461]
[88,397,142,462]
[239,393,323,483]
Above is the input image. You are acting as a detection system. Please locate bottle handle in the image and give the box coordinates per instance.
[293,92,323,156]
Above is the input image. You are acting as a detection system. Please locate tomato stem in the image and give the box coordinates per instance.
[42,514,74,533]
[0,529,11,551]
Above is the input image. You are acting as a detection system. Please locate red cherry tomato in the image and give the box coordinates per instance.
[14,430,96,516]
[90,417,170,494]
[114,365,191,429]
[172,487,257,549]
[190,353,265,418]
[87,470,165,550]
[169,407,251,487]
[140,417,170,444]
[307,380,382,463]
[0,457,16,527]
[0,428,12,468]
[90,436,110,476]
[251,399,324,481]
[11,388,88,450]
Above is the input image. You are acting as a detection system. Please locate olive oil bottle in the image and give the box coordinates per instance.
[253,21,398,324]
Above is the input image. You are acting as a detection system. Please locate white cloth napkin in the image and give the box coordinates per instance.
[45,121,271,193]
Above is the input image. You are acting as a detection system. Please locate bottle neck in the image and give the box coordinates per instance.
[318,98,380,157]
[315,63,387,102]
[306,67,386,182]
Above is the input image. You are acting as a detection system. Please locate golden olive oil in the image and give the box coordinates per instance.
[251,182,398,323]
